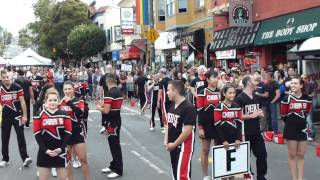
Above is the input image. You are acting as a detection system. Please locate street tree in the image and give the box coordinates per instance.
[67,24,106,62]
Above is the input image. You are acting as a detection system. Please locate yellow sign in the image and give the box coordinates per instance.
[146,29,160,43]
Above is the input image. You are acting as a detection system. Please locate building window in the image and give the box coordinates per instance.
[196,0,204,8]
[158,0,166,21]
[107,29,111,45]
[178,0,187,13]
[166,0,175,16]
[100,23,104,29]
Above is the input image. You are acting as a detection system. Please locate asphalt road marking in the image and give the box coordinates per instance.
[131,150,167,175]
[122,106,160,121]
[122,126,170,177]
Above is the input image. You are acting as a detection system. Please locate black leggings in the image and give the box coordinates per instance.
[25,98,31,127]
[151,98,163,128]
[138,92,147,111]
[1,116,29,162]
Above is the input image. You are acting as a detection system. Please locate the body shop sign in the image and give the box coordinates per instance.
[121,7,134,34]
[255,7,320,45]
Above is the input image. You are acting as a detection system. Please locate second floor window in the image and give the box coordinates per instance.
[178,0,187,13]
[196,0,204,8]
[158,0,166,21]
[166,0,175,16]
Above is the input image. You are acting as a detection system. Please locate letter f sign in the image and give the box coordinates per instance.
[226,149,236,171]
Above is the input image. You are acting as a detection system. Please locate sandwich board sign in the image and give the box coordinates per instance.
[212,141,250,179]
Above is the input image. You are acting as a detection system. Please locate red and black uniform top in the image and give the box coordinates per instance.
[103,87,123,127]
[214,102,242,143]
[0,82,24,119]
[59,97,84,134]
[191,76,208,104]
[196,88,220,129]
[33,109,72,153]
[167,100,196,150]
[29,75,44,100]
[72,81,88,100]
[280,94,312,139]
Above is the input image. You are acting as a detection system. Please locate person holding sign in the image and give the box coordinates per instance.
[280,76,312,180]
[164,80,196,180]
[196,70,220,180]
[234,75,267,180]
[214,85,242,180]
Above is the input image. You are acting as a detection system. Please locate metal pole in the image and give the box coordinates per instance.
[149,0,155,71]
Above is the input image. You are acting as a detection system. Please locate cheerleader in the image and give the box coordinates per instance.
[59,81,90,180]
[33,89,72,180]
[147,74,163,131]
[214,85,242,180]
[196,70,220,180]
[280,77,312,180]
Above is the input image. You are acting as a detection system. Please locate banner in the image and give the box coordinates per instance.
[121,7,134,34]
[212,141,250,179]
[136,0,150,25]
[215,49,237,59]
[114,25,122,42]
[121,64,132,72]
[229,0,252,27]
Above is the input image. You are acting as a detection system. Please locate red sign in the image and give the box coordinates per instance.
[132,39,147,52]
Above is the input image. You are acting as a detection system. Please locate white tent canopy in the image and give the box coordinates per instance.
[9,48,52,66]
[0,57,8,65]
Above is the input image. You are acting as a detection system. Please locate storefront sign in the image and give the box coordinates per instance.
[229,0,252,27]
[210,23,260,51]
[181,44,189,57]
[112,50,120,61]
[215,49,237,59]
[155,31,177,50]
[120,7,134,34]
[132,39,147,52]
[255,7,320,45]
[175,29,205,50]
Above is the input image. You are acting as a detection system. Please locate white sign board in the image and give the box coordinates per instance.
[215,49,237,59]
[212,141,250,179]
[121,64,132,72]
[120,7,134,34]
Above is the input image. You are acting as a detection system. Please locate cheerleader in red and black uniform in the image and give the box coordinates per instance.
[33,89,72,180]
[280,77,312,180]
[59,81,91,180]
[196,69,220,179]
[214,85,242,180]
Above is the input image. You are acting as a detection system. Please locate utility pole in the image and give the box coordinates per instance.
[149,0,155,71]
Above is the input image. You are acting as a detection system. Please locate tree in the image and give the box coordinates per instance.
[30,0,89,59]
[67,24,106,60]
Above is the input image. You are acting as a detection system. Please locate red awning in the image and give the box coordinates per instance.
[120,46,141,60]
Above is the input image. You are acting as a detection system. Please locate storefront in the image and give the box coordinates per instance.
[154,31,177,69]
[210,22,260,70]
[174,29,205,66]
[254,6,320,68]
[120,46,141,71]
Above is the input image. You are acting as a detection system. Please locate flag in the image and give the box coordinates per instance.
[136,0,149,25]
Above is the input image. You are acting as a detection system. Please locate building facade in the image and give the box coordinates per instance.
[154,0,214,68]
[210,0,320,70]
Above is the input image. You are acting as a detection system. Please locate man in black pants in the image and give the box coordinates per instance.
[135,70,148,114]
[15,70,34,128]
[96,74,123,178]
[148,74,163,131]
[0,70,32,167]
[235,75,268,180]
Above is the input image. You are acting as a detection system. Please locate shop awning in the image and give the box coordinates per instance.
[174,29,205,50]
[209,22,260,51]
[254,7,320,46]
[120,46,140,60]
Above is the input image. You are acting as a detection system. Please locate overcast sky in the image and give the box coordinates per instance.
[0,0,95,36]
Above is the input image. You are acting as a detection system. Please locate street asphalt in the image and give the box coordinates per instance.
[0,101,319,180]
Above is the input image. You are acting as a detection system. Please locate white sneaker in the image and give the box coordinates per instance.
[72,160,81,168]
[203,176,212,180]
[161,128,165,133]
[37,170,39,177]
[51,168,57,177]
[23,157,32,167]
[0,161,9,167]
[99,127,106,134]
[149,127,155,131]
[107,172,121,178]
[101,167,112,173]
